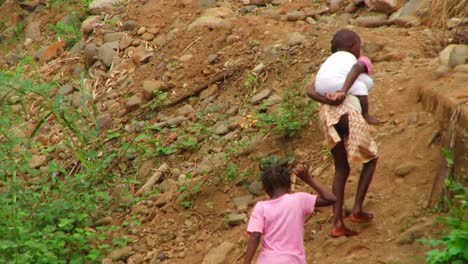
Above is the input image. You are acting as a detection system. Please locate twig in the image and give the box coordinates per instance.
[134,163,170,197]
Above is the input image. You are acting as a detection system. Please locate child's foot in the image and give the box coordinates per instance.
[348,212,374,223]
[363,114,380,125]
[330,226,359,238]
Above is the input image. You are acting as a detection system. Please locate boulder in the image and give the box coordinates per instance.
[390,0,427,20]
[439,45,468,66]
[352,14,389,27]
[89,0,124,14]
[202,242,236,264]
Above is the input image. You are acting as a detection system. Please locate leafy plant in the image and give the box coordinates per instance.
[49,22,82,46]
[148,91,168,110]
[225,164,239,182]
[256,89,316,138]
[14,21,24,41]
[0,72,123,263]
[421,149,468,264]
[178,174,203,209]
[244,72,258,93]
[176,135,199,151]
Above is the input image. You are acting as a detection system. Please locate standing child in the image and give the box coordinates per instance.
[314,29,380,125]
[244,164,336,264]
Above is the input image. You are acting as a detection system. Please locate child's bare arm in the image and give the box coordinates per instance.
[244,232,261,264]
[307,83,345,106]
[293,165,336,207]
[340,61,367,94]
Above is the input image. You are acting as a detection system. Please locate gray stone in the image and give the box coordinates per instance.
[200,84,219,99]
[142,80,167,100]
[214,123,230,135]
[6,53,23,66]
[177,104,195,116]
[306,17,317,25]
[434,65,450,79]
[198,0,216,7]
[252,63,266,74]
[98,43,118,67]
[287,11,306,21]
[226,213,247,226]
[454,64,468,73]
[107,246,134,260]
[364,0,399,13]
[207,54,219,64]
[448,45,468,68]
[188,16,231,31]
[249,181,263,196]
[126,95,142,112]
[58,12,81,28]
[69,41,84,56]
[138,160,154,180]
[84,43,98,68]
[394,163,416,177]
[96,113,111,129]
[166,116,187,127]
[250,89,271,104]
[155,191,175,207]
[119,34,133,50]
[391,0,426,18]
[362,42,384,54]
[25,21,41,40]
[30,155,47,169]
[179,54,193,62]
[89,0,124,14]
[81,16,101,34]
[122,20,139,31]
[197,153,225,172]
[439,44,468,65]
[141,32,155,41]
[159,179,177,193]
[34,47,47,61]
[288,32,306,46]
[232,195,253,210]
[352,14,389,27]
[59,84,75,96]
[202,241,236,264]
[103,32,124,43]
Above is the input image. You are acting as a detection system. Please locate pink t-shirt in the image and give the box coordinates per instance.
[246,192,317,264]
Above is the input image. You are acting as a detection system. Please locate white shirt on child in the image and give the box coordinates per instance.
[315,51,373,97]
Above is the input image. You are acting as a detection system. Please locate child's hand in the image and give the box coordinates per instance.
[292,164,311,181]
[325,92,345,105]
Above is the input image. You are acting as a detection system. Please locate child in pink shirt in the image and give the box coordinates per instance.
[244,165,336,264]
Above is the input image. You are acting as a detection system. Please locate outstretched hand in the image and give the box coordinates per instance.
[292,164,311,182]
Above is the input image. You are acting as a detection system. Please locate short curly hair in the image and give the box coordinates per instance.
[331,29,360,53]
[261,165,291,196]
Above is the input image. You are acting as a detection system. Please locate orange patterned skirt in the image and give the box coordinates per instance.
[318,98,378,164]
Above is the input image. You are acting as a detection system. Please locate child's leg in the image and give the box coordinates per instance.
[357,95,380,125]
[349,157,378,223]
[330,114,358,237]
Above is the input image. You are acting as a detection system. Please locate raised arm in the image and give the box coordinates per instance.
[306,83,345,106]
[340,61,367,94]
[293,165,337,207]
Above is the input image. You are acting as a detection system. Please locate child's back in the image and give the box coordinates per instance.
[247,192,316,263]
[315,51,372,98]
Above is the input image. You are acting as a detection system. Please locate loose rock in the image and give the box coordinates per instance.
[84,43,98,68]
[103,32,124,43]
[434,65,450,79]
[96,113,112,129]
[141,32,155,41]
[81,16,101,34]
[394,163,416,177]
[142,80,168,100]
[25,21,41,40]
[30,155,47,169]
[448,45,468,68]
[232,195,253,210]
[155,191,175,207]
[288,32,306,46]
[352,14,388,27]
[107,246,134,260]
[89,0,124,14]
[364,0,399,13]
[226,213,247,226]
[200,84,219,99]
[126,95,143,112]
[177,104,195,116]
[98,43,118,67]
[250,89,271,104]
[287,11,306,22]
[249,181,263,196]
[214,123,230,135]
[202,241,236,264]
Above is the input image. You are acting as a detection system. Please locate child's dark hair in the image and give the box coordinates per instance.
[331,29,360,53]
[261,165,291,196]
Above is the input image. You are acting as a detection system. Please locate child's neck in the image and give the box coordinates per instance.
[270,188,290,199]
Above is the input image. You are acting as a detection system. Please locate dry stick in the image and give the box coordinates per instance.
[167,67,241,107]
[428,102,464,208]
[134,163,170,197]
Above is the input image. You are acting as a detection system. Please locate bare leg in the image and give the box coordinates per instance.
[357,95,380,125]
[330,114,358,237]
[349,157,378,223]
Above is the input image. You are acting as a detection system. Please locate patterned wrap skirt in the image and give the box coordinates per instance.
[318,96,378,163]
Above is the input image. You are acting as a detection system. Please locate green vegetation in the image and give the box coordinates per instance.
[176,135,199,151]
[49,22,82,47]
[14,21,25,41]
[178,173,203,209]
[0,72,120,263]
[244,72,258,94]
[422,149,468,264]
[256,88,316,138]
